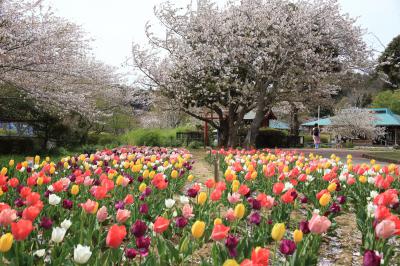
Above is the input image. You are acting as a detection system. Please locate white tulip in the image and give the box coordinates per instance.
[61,219,72,230]
[74,244,92,264]
[33,249,46,257]
[165,199,175,208]
[49,194,61,205]
[179,195,189,204]
[51,227,66,243]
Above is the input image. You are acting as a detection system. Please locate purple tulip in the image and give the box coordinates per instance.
[290,190,298,200]
[249,212,261,225]
[14,198,24,207]
[131,220,147,237]
[337,195,346,204]
[27,167,32,173]
[329,203,341,213]
[363,250,381,266]
[44,190,52,198]
[125,248,138,259]
[139,203,149,214]
[175,217,188,228]
[186,188,198,198]
[136,236,151,250]
[225,234,239,258]
[299,221,310,234]
[62,199,73,209]
[300,196,308,204]
[279,239,296,255]
[144,187,152,196]
[40,216,53,230]
[115,201,125,210]
[138,176,144,182]
[93,179,101,186]
[248,198,261,210]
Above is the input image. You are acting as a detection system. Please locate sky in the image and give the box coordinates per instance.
[48,0,400,73]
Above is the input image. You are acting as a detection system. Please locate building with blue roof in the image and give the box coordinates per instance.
[301,108,400,145]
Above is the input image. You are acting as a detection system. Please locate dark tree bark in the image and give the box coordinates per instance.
[289,103,300,137]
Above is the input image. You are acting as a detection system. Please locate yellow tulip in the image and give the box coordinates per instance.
[71,185,79,195]
[139,183,147,192]
[293,229,303,243]
[34,155,40,165]
[116,175,124,186]
[0,189,3,196]
[319,193,331,206]
[8,160,14,167]
[191,220,206,239]
[64,162,69,169]
[347,154,352,159]
[0,233,13,252]
[271,223,285,241]
[234,203,245,219]
[232,180,240,192]
[37,177,43,186]
[370,159,376,165]
[223,259,239,266]
[214,218,222,225]
[327,183,337,193]
[251,171,257,180]
[49,166,55,174]
[171,170,178,179]
[149,171,155,179]
[359,175,367,184]
[187,174,194,182]
[143,169,149,178]
[0,167,7,176]
[197,192,207,205]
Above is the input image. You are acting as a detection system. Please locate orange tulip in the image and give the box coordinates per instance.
[153,216,169,234]
[106,224,127,248]
[11,219,33,241]
[211,224,230,241]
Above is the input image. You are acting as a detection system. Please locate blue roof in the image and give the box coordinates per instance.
[301,108,400,127]
[269,120,289,130]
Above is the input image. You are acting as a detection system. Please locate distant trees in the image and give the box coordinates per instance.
[378,35,400,89]
[328,108,385,140]
[371,90,400,115]
[133,0,368,147]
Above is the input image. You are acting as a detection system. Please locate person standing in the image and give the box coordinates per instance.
[312,123,320,149]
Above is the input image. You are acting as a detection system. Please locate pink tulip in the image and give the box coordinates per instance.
[122,177,130,187]
[182,204,194,219]
[225,208,235,222]
[308,214,331,234]
[97,206,108,222]
[227,192,241,204]
[116,209,131,223]
[375,219,396,239]
[0,208,17,226]
[84,176,94,186]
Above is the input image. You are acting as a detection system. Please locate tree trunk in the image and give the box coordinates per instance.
[289,104,300,137]
[218,118,229,147]
[245,87,268,148]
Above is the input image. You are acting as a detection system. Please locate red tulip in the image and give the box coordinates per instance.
[251,247,270,266]
[11,219,33,240]
[272,183,284,195]
[106,224,127,248]
[153,216,170,234]
[211,224,230,241]
[22,206,40,221]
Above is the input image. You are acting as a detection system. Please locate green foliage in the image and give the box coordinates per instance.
[378,35,400,88]
[371,89,400,114]
[188,141,202,149]
[119,127,192,147]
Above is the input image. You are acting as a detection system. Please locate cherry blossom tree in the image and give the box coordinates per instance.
[133,0,368,147]
[0,0,123,123]
[328,108,385,140]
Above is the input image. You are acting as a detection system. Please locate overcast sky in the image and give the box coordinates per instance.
[48,0,400,71]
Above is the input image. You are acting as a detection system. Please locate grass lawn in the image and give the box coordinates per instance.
[364,150,400,162]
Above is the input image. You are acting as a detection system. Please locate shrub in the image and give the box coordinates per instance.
[256,128,287,148]
[188,141,202,149]
[136,131,162,146]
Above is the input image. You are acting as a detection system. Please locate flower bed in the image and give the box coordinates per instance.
[0,147,399,265]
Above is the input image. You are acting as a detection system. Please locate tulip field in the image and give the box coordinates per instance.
[0,146,399,265]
